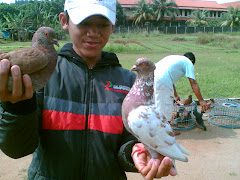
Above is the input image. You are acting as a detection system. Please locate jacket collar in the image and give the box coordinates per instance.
[58,43,122,68]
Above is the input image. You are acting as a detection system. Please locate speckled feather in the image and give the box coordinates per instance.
[122,58,190,163]
[0,26,59,92]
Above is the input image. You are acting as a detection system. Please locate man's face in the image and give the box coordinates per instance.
[68,15,114,61]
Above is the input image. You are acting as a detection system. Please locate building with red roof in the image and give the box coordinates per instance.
[118,0,228,26]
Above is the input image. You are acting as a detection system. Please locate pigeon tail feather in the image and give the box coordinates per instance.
[175,142,191,156]
[155,143,188,162]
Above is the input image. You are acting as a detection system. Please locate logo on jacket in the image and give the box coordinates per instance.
[105,81,130,94]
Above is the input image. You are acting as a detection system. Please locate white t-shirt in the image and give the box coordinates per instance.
[154,55,195,90]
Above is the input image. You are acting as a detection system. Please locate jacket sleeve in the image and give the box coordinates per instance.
[118,128,138,172]
[0,93,40,159]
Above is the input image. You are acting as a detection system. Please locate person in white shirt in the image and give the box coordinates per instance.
[154,52,209,123]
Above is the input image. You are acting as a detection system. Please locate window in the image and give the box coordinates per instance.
[213,11,216,17]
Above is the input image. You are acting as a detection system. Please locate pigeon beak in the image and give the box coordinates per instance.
[52,39,59,47]
[131,65,137,72]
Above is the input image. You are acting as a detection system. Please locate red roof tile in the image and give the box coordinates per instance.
[118,0,227,11]
[222,1,240,8]
[175,0,225,8]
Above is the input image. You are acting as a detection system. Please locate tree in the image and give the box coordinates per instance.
[46,0,64,15]
[17,1,62,31]
[221,6,240,27]
[3,11,27,41]
[186,9,209,27]
[0,3,19,22]
[151,0,179,22]
[130,0,154,27]
[19,1,49,30]
[207,19,221,27]
[116,1,126,26]
[0,1,64,41]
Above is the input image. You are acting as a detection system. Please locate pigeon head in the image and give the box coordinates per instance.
[32,26,59,48]
[131,58,156,75]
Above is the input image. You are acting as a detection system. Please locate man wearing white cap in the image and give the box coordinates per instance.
[0,0,176,179]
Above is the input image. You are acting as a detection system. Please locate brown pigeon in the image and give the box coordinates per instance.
[206,98,215,111]
[122,58,190,169]
[176,95,193,106]
[0,26,59,92]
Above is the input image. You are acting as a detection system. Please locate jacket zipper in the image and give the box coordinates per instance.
[82,68,93,179]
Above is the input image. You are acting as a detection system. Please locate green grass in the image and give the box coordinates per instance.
[0,32,239,99]
[0,41,32,52]
[111,33,240,99]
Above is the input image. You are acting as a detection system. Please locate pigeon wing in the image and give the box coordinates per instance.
[0,47,49,74]
[128,105,190,162]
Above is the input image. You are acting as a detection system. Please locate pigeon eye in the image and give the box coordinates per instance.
[141,63,145,66]
[45,32,49,37]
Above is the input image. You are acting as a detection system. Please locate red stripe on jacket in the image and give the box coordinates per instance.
[42,110,86,130]
[42,110,123,134]
[88,115,123,134]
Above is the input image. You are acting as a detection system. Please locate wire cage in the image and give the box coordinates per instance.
[171,101,197,130]
[208,98,240,128]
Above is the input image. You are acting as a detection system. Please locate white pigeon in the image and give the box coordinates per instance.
[122,58,190,169]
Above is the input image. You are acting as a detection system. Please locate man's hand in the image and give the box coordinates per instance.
[132,143,177,180]
[175,95,180,102]
[199,100,209,113]
[0,59,33,103]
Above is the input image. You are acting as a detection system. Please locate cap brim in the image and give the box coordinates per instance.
[67,4,115,25]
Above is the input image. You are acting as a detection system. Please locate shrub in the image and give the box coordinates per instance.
[231,41,240,49]
[197,33,214,44]
[197,33,240,49]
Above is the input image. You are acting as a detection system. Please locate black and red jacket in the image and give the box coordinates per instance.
[0,43,137,179]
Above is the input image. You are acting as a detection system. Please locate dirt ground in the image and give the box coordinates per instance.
[0,112,240,180]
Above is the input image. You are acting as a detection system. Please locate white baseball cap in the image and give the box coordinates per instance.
[64,0,116,25]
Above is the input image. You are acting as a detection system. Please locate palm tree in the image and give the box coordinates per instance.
[130,0,154,27]
[221,6,240,27]
[151,0,179,22]
[186,9,209,27]
[20,1,56,30]
[20,2,46,30]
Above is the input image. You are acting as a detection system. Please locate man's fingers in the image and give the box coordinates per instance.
[0,59,10,101]
[139,159,153,177]
[156,157,172,177]
[11,65,23,101]
[169,166,178,176]
[201,105,207,113]
[22,74,33,99]
[133,153,148,173]
[0,60,33,103]
[144,159,160,180]
[0,59,34,103]
[139,158,177,180]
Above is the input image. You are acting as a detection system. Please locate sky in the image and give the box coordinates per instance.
[0,0,14,3]
[199,0,240,4]
[0,0,239,4]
